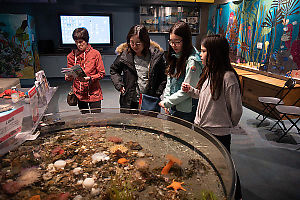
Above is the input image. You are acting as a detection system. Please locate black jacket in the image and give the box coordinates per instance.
[110,41,167,108]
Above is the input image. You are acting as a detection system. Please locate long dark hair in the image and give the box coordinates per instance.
[126,25,150,56]
[166,21,193,78]
[196,34,241,100]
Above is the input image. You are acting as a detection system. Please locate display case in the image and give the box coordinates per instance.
[140,5,200,34]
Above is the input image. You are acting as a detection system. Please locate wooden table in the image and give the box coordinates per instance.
[234,68,256,76]
[233,67,300,116]
[234,68,256,93]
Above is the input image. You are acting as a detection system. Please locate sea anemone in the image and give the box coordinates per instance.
[1,180,21,194]
[51,146,64,156]
[16,167,41,187]
[109,145,128,154]
[161,154,182,175]
[134,159,149,171]
[107,136,123,144]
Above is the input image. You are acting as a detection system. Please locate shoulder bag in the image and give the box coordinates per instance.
[138,63,161,112]
[67,88,78,106]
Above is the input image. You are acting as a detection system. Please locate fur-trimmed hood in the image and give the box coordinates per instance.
[115,40,164,55]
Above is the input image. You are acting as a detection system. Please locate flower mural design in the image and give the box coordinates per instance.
[0,14,37,78]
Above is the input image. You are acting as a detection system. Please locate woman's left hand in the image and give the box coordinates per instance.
[78,76,91,82]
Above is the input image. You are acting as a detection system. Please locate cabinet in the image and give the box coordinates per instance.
[140,5,200,34]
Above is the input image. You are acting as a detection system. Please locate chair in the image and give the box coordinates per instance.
[269,98,300,142]
[256,78,296,127]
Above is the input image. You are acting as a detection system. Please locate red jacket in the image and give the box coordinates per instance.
[66,44,105,102]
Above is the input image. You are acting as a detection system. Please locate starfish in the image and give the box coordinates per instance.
[167,179,186,192]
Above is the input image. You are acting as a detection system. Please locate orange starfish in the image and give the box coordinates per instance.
[167,179,186,192]
[29,195,41,200]
[117,158,129,164]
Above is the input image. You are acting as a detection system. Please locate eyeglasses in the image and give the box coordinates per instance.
[130,41,142,47]
[168,40,182,46]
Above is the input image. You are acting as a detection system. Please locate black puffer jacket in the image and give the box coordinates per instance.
[110,41,167,108]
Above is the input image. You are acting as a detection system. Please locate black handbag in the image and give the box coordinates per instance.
[139,94,161,112]
[67,90,78,106]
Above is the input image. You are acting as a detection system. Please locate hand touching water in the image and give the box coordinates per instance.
[158,101,170,115]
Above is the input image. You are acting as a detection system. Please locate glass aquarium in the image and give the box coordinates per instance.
[0,108,236,200]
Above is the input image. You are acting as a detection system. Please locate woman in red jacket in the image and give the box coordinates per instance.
[65,28,105,113]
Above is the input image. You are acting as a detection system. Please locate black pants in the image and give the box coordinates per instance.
[214,134,242,200]
[78,100,101,114]
[170,98,198,123]
[120,101,139,114]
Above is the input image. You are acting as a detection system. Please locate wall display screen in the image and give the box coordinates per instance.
[58,14,113,47]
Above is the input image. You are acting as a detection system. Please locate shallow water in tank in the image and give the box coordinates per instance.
[0,109,235,200]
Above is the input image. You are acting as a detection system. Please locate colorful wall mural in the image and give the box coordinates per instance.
[0,14,40,79]
[207,0,300,77]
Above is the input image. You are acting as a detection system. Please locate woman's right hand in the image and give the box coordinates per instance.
[159,101,170,115]
[120,87,125,94]
[182,82,191,93]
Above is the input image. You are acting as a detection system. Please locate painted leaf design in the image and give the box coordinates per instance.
[281,0,300,16]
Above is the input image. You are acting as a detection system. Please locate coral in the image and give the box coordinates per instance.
[167,179,186,192]
[16,167,41,187]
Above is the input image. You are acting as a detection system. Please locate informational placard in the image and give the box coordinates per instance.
[28,86,39,124]
[35,81,47,106]
[0,106,24,143]
[35,70,49,92]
